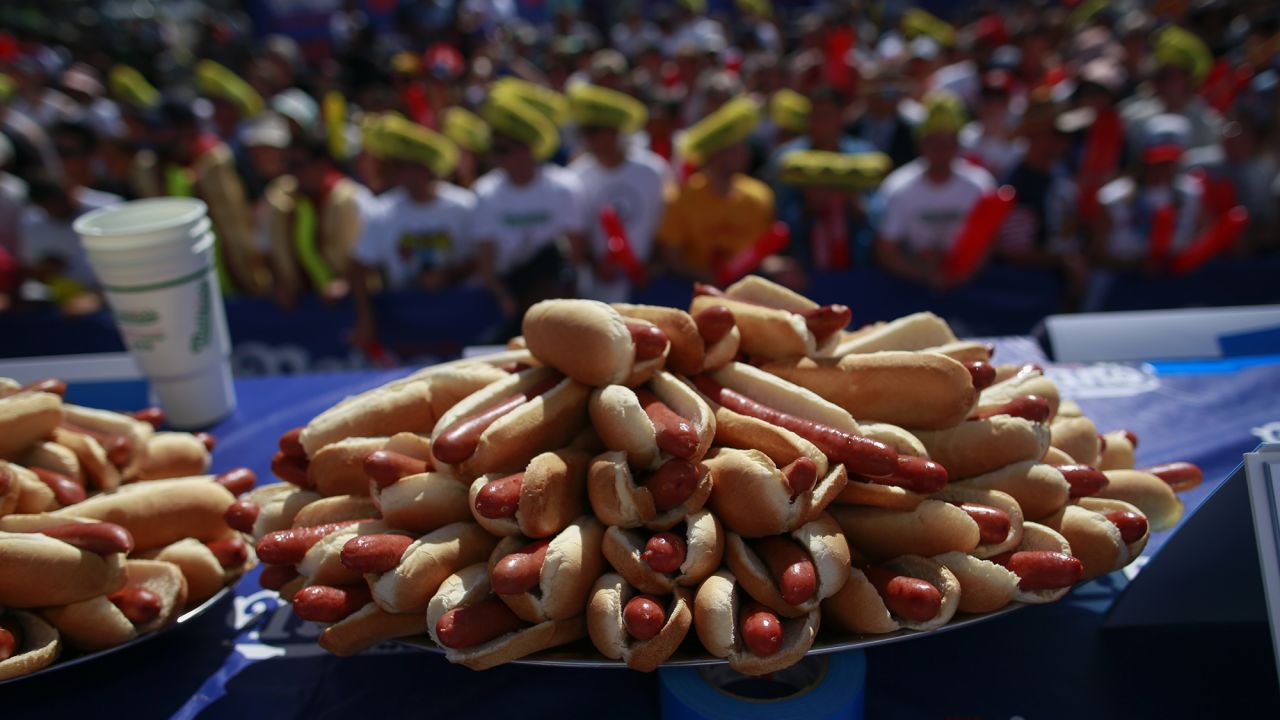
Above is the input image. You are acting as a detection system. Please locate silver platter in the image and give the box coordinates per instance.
[397,602,1026,667]
[0,586,231,685]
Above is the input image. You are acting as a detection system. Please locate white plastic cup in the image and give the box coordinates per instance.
[75,198,236,428]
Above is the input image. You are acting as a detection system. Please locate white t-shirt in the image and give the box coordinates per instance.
[569,148,670,302]
[473,165,585,275]
[959,122,1023,181]
[880,160,996,256]
[21,187,121,288]
[353,183,476,290]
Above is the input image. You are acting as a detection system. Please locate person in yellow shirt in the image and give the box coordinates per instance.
[658,97,775,280]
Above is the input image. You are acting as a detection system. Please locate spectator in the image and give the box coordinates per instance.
[132,98,267,296]
[1186,118,1277,254]
[59,65,123,139]
[849,64,917,168]
[658,97,774,281]
[474,91,584,331]
[566,83,670,302]
[442,106,492,189]
[197,61,266,147]
[875,91,995,290]
[0,134,26,266]
[6,56,76,126]
[20,174,118,314]
[777,149,890,270]
[1121,25,1223,161]
[959,70,1020,180]
[349,116,471,349]
[1,72,62,182]
[1093,114,1203,270]
[106,65,160,146]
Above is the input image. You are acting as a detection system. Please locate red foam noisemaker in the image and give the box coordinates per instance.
[600,205,646,284]
[1146,204,1177,271]
[1169,206,1249,275]
[942,186,1016,284]
[715,222,791,286]
[1077,109,1123,223]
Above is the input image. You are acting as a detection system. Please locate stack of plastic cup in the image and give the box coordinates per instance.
[74,198,236,428]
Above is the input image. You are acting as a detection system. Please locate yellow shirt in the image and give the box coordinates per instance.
[658,172,775,271]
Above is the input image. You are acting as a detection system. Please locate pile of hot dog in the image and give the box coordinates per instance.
[0,379,256,680]
[235,276,1202,674]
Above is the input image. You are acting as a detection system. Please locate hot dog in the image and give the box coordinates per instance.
[308,433,432,498]
[829,311,959,356]
[587,573,694,672]
[723,513,851,617]
[601,509,724,595]
[487,516,605,623]
[426,563,587,670]
[256,521,359,565]
[60,404,155,470]
[30,466,86,506]
[41,559,187,650]
[610,303,740,375]
[928,486,1024,559]
[18,441,81,486]
[468,448,589,538]
[693,569,819,676]
[588,371,716,470]
[822,556,960,633]
[136,535,247,603]
[429,367,589,477]
[587,448,714,531]
[0,611,60,680]
[316,602,430,657]
[988,522,1083,603]
[47,478,236,550]
[49,426,121,492]
[297,360,510,457]
[833,423,947,510]
[293,583,373,623]
[130,431,212,481]
[829,499,981,563]
[1037,501,1143,581]
[762,351,984,430]
[911,399,1052,481]
[523,299,670,387]
[1076,497,1151,562]
[0,528,127,608]
[1049,415,1102,467]
[703,448,847,537]
[1097,429,1136,470]
[951,461,1071,522]
[0,389,64,458]
[227,483,322,538]
[1095,469,1183,531]
[1139,462,1203,492]
[689,276,847,360]
[365,522,498,614]
[931,551,1019,614]
[977,364,1062,422]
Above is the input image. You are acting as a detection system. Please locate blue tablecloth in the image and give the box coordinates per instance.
[7,346,1280,719]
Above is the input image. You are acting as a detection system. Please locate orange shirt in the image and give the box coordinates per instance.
[658,172,775,271]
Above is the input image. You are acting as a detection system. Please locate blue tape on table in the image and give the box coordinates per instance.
[658,651,866,720]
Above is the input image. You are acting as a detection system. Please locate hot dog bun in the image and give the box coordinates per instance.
[49,478,235,550]
[374,472,473,534]
[932,551,1019,613]
[587,574,693,672]
[489,516,605,623]
[704,448,846,537]
[829,500,980,563]
[724,513,851,617]
[587,452,713,531]
[1097,470,1182,531]
[317,602,429,657]
[523,299,668,387]
[693,569,819,676]
[912,414,1051,481]
[928,486,1024,559]
[822,556,959,633]
[469,449,589,538]
[601,509,724,595]
[830,312,957,355]
[0,610,60,680]
[0,390,64,458]
[589,371,716,470]
[370,522,498,614]
[0,530,127,607]
[131,432,211,481]
[952,461,1070,522]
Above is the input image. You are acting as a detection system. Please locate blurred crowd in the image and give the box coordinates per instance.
[0,0,1278,348]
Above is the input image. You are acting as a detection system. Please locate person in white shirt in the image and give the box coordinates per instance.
[475,91,585,330]
[349,118,474,349]
[876,91,995,290]
[21,175,120,314]
[566,83,670,303]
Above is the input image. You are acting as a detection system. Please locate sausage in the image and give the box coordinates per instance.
[692,282,728,298]
[1103,510,1148,544]
[693,306,735,345]
[626,322,668,361]
[781,457,818,498]
[642,532,687,574]
[693,375,897,478]
[30,466,86,506]
[623,595,666,641]
[435,597,524,649]
[802,304,851,342]
[1097,434,1107,453]
[432,374,563,465]
[292,583,373,623]
[499,361,532,374]
[3,378,68,397]
[61,421,132,466]
[1122,429,1139,449]
[259,564,300,591]
[998,551,1084,590]
[1055,465,1109,498]
[965,361,996,390]
[1140,462,1203,492]
[278,427,306,458]
[490,539,551,595]
[856,455,948,495]
[40,522,134,555]
[634,388,699,460]
[196,432,216,452]
[340,533,415,574]
[474,472,524,519]
[206,536,248,569]
[0,625,17,661]
[271,451,312,488]
[641,458,700,512]
[951,502,1011,545]
[127,407,165,428]
[740,602,784,657]
[364,450,431,489]
[215,468,257,496]
[753,536,817,605]
[863,566,942,622]
[224,499,260,533]
[108,585,163,625]
[973,395,1052,423]
[255,521,359,565]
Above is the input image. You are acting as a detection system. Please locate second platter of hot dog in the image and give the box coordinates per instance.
[229,276,1200,674]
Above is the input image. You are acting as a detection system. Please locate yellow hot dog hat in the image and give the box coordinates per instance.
[769,88,811,135]
[1154,25,1211,83]
[483,90,560,160]
[567,83,648,133]
[108,65,160,110]
[916,89,967,137]
[443,106,492,154]
[902,8,956,48]
[778,150,891,191]
[678,96,761,165]
[490,77,569,127]
[195,60,264,118]
[377,115,458,177]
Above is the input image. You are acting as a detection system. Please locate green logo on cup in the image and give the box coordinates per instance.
[191,278,211,354]
[116,309,159,325]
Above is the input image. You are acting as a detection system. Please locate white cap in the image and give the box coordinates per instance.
[243,111,292,148]
[271,88,319,132]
